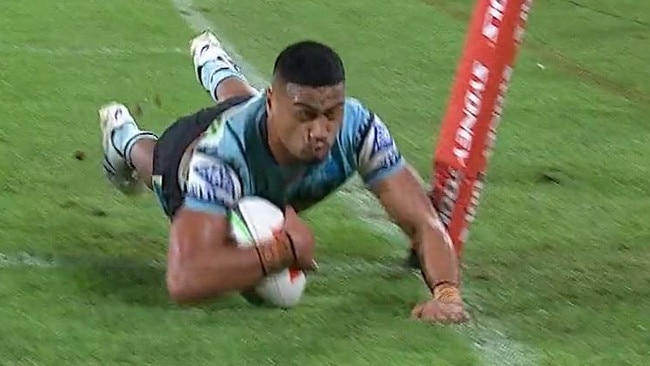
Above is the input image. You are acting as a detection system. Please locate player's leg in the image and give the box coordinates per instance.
[189,31,259,102]
[99,102,158,193]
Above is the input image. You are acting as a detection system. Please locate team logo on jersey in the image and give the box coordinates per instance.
[357,114,402,181]
[185,154,241,208]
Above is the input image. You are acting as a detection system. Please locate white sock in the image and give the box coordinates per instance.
[199,59,247,102]
[111,121,157,168]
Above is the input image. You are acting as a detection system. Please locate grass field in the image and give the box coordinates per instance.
[1,0,649,365]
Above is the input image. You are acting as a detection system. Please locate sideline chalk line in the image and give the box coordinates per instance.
[0,44,183,56]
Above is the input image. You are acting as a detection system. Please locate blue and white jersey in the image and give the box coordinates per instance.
[184,93,404,214]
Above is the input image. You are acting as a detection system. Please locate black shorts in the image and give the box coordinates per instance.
[151,95,253,219]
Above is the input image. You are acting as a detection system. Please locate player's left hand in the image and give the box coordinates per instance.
[283,206,318,271]
[411,284,469,324]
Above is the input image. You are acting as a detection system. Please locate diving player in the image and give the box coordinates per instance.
[98,31,468,324]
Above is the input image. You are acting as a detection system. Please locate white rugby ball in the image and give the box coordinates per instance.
[229,196,307,308]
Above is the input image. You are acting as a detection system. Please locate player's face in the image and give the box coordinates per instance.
[269,82,345,164]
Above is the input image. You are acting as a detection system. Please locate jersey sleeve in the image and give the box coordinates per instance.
[354,109,405,187]
[183,151,243,215]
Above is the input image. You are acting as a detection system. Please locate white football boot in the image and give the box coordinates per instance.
[189,30,244,91]
[98,102,149,195]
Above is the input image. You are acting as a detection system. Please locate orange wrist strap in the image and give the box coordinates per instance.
[433,283,462,303]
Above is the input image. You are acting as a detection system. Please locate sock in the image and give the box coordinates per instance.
[199,58,247,102]
[110,120,157,168]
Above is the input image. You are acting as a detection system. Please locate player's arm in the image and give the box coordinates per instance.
[166,152,298,304]
[371,166,460,293]
[356,112,461,299]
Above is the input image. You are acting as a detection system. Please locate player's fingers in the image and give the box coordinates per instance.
[410,306,420,319]
[447,312,462,324]
[429,305,461,324]
[434,312,452,324]
[411,304,424,319]
[423,308,450,324]
[447,306,469,324]
[302,259,318,272]
[419,304,443,322]
[461,310,470,322]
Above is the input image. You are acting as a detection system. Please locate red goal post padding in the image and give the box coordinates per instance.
[431,0,534,257]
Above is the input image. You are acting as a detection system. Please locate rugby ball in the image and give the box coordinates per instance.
[229,196,307,308]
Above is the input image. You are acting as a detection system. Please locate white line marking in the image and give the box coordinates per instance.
[0,45,184,56]
[0,252,56,268]
[0,251,394,274]
[168,1,536,365]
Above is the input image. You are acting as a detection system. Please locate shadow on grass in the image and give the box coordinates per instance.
[60,254,170,307]
[38,251,431,314]
[60,254,248,310]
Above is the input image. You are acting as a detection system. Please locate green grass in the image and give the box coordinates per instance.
[1,0,649,365]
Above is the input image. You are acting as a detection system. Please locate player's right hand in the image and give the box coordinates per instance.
[282,206,318,271]
[411,284,469,324]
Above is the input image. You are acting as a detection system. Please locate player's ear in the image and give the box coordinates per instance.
[266,87,273,111]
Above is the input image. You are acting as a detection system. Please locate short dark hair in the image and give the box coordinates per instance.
[272,40,345,87]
